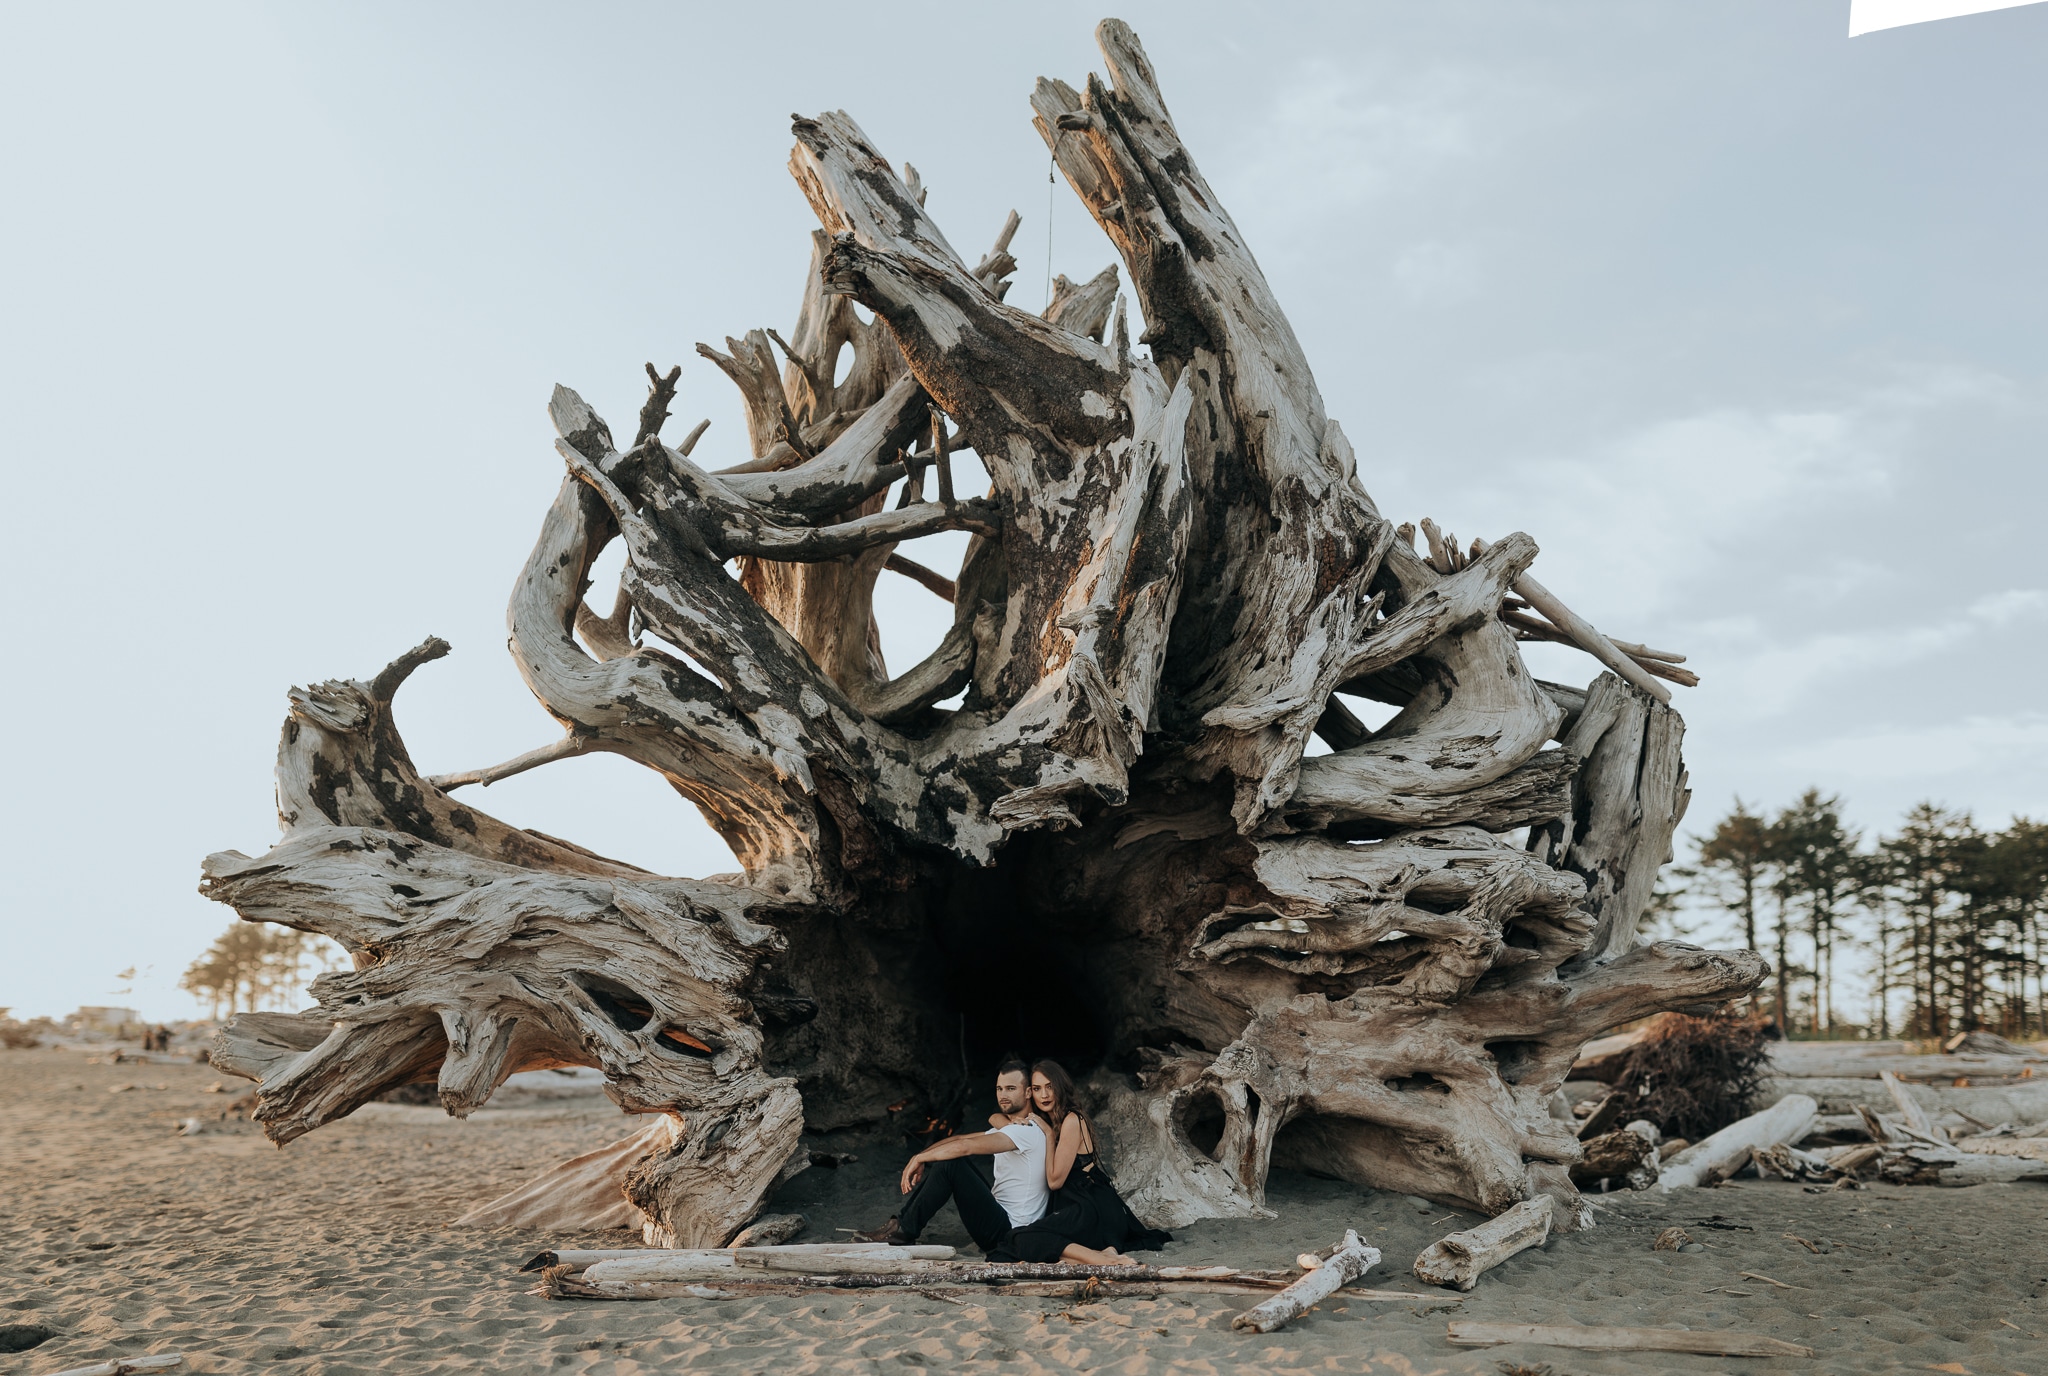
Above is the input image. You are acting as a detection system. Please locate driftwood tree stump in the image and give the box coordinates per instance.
[202,20,1763,1242]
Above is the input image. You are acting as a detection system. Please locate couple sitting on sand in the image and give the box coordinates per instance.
[855,1056,1170,1264]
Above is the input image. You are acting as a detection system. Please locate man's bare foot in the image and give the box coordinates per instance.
[850,1218,913,1245]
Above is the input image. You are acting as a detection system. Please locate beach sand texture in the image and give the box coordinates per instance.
[6,1047,2046,1375]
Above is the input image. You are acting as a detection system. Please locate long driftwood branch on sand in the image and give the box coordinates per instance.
[538,1260,1270,1302]
[198,16,1751,1247]
[45,1360,185,1376]
[1658,1095,1819,1189]
[1447,1322,1813,1358]
[541,1272,1279,1302]
[1233,1230,1380,1332]
[533,1231,1421,1336]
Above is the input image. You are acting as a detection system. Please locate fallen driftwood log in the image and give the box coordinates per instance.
[1233,1230,1380,1333]
[1570,1028,1652,1082]
[1574,1093,1631,1140]
[1413,1197,1552,1291]
[1658,1094,1817,1189]
[1946,1031,2038,1055]
[1743,1134,2048,1187]
[522,1248,651,1274]
[46,1359,184,1376]
[541,1260,1260,1301]
[1879,1070,1943,1140]
[459,1116,673,1232]
[1750,1142,1838,1182]
[1955,1135,2048,1162]
[1446,1322,1812,1358]
[1571,1122,1660,1188]
[521,1241,953,1275]
[1769,1039,2048,1082]
[729,1213,807,1247]
[1880,1145,2048,1186]
[583,1244,958,1284]
[1824,1143,1884,1177]
[544,1273,1278,1301]
[778,1262,1244,1289]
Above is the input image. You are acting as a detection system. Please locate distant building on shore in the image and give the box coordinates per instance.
[69,1007,140,1034]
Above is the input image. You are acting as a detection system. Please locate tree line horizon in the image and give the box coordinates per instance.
[1680,791,2047,1041]
[175,791,2048,1044]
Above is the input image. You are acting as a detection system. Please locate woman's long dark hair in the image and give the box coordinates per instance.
[1030,1059,1092,1155]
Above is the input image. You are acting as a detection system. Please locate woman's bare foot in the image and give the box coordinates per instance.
[1060,1243,1127,1266]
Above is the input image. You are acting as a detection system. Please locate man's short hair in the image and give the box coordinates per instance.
[995,1053,1030,1081]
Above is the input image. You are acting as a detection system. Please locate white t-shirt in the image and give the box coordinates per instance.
[990,1119,1050,1228]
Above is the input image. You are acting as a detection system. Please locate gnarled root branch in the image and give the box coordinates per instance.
[624,1080,807,1247]
[200,19,1752,1252]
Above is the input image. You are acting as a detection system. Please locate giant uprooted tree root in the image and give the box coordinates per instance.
[200,19,1764,1244]
[1609,1011,1774,1143]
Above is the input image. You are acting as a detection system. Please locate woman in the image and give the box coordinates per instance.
[994,1059,1171,1265]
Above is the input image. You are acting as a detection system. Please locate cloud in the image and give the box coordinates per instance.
[1236,61,1488,209]
[1770,710,2048,818]
[1213,54,1569,260]
[1967,587,2048,625]
[1428,361,2017,626]
[1390,240,1481,305]
[1701,587,2048,719]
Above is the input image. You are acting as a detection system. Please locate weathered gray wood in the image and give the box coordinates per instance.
[199,18,1742,1244]
[1570,1127,1656,1185]
[465,1117,675,1233]
[525,1241,950,1275]
[727,1213,807,1248]
[540,1273,1274,1302]
[626,1082,806,1248]
[1447,1322,1812,1358]
[1043,265,1120,340]
[1413,1198,1552,1291]
[1554,674,1692,960]
[45,1358,184,1376]
[1880,1069,1943,1141]
[1658,1095,1819,1189]
[1232,1230,1380,1332]
[584,1244,958,1284]
[787,1263,1243,1289]
[1493,558,1672,705]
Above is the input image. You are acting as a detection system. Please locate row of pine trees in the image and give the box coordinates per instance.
[1681,792,2048,1040]
[179,924,340,1020]
[176,795,2046,1039]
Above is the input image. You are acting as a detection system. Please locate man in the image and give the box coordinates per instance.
[855,1057,1048,1253]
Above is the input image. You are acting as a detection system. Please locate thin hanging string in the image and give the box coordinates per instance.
[1045,153,1056,312]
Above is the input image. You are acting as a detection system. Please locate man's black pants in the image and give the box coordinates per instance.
[897,1156,1012,1253]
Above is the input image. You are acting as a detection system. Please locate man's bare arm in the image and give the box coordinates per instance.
[899,1129,1018,1193]
[922,1131,1018,1161]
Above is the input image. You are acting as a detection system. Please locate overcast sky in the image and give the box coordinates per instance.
[3,1,2043,1020]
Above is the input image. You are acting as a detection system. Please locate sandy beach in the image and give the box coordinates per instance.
[5,1045,2045,1376]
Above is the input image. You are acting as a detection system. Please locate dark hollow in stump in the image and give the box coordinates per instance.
[198,19,1765,1243]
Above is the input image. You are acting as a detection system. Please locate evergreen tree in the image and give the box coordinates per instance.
[1695,800,1771,952]
[1873,805,1974,1038]
[180,923,341,1019]
[1769,791,1861,1035]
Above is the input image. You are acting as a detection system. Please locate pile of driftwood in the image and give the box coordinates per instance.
[522,1201,1620,1325]
[1569,1068,2048,1193]
[520,1212,1814,1356]
[523,1229,1425,1333]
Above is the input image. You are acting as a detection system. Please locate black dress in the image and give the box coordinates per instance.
[998,1150,1172,1263]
